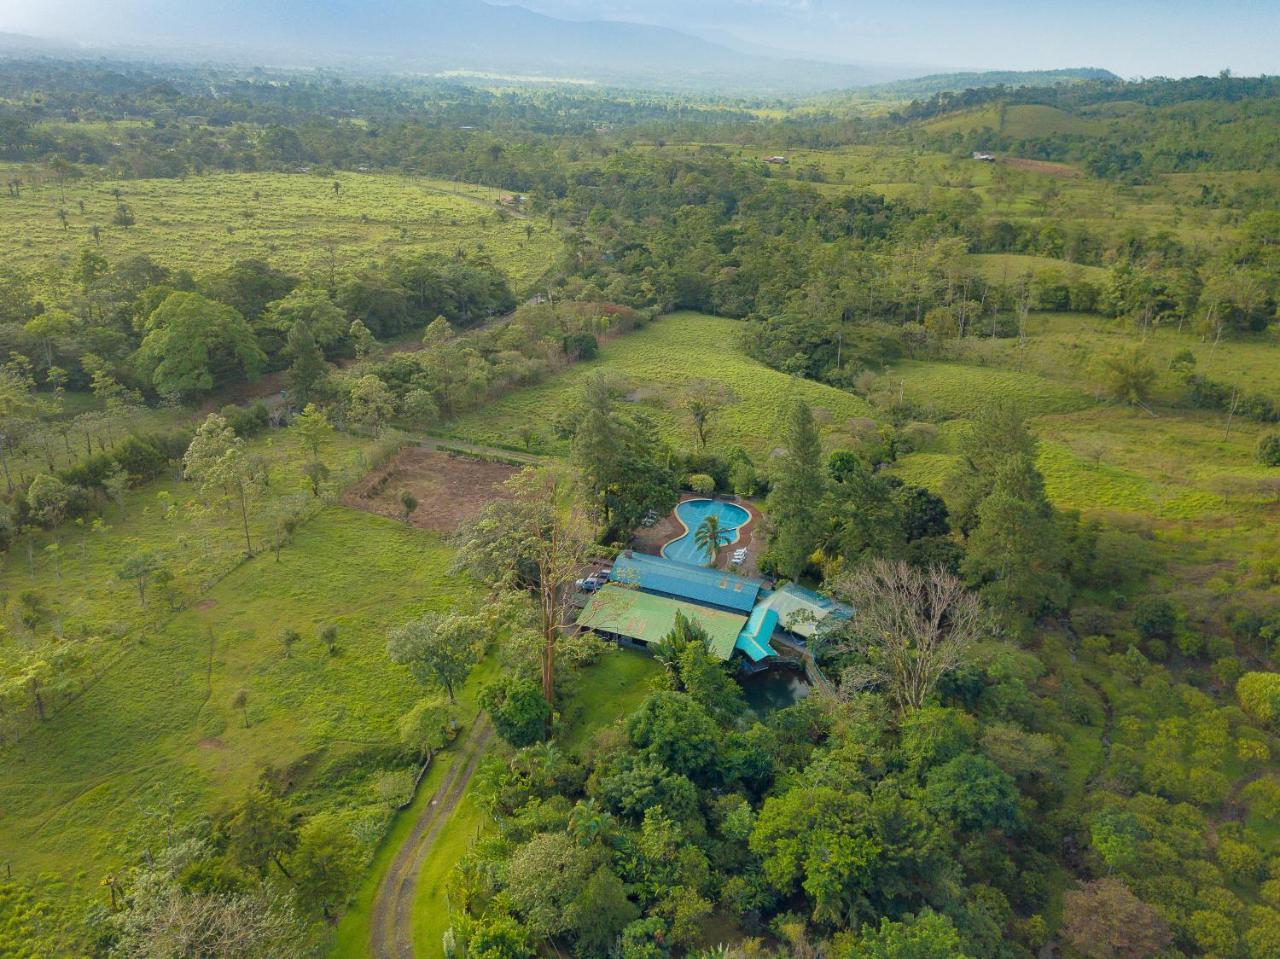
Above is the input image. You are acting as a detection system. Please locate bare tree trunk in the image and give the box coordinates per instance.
[237,481,252,555]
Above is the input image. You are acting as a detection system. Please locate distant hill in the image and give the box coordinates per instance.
[856,68,1120,100]
[1,0,913,95]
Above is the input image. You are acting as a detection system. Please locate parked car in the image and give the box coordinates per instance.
[575,577,601,592]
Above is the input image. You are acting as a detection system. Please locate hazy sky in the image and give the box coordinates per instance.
[1,0,1276,77]
[507,0,1279,76]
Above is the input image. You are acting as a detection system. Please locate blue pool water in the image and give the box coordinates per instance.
[661,498,751,566]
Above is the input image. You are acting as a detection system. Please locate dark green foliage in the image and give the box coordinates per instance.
[923,753,1021,833]
[768,400,826,579]
[624,692,721,783]
[562,331,599,361]
[1259,433,1280,466]
[1132,596,1179,642]
[481,677,551,747]
[572,374,679,538]
[219,401,270,438]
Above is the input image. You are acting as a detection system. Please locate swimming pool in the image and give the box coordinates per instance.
[661,498,751,566]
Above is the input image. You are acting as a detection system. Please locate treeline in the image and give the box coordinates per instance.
[882,76,1280,179]
[0,246,515,399]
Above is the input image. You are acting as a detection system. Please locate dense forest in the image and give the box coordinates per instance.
[0,55,1278,959]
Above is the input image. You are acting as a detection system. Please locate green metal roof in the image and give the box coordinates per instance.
[578,585,746,660]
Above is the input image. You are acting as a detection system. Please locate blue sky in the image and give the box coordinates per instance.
[505,0,1280,76]
[1,0,1275,76]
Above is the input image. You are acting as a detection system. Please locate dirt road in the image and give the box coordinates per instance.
[369,716,494,959]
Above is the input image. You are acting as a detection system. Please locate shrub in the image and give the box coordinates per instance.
[1260,434,1280,467]
[1132,596,1178,641]
[563,331,599,361]
[1237,672,1280,725]
[113,435,169,480]
[687,473,715,496]
[480,677,549,748]
[220,401,270,437]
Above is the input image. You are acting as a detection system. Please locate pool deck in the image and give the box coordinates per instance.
[630,493,766,577]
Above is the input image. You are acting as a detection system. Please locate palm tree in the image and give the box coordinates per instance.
[693,515,731,567]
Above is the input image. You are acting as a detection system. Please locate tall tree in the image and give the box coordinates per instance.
[768,399,826,580]
[182,413,259,555]
[454,466,592,707]
[227,787,297,879]
[283,321,328,407]
[832,559,985,715]
[961,453,1070,618]
[290,814,361,919]
[386,611,479,704]
[136,292,266,400]
[572,374,678,535]
[1061,879,1172,959]
[943,400,1037,533]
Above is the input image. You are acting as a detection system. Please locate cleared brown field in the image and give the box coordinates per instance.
[342,447,517,533]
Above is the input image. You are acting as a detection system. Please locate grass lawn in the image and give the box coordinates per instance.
[0,166,561,293]
[0,454,473,918]
[558,647,664,755]
[448,311,877,459]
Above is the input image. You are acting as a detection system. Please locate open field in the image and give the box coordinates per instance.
[884,314,1280,603]
[921,103,1104,138]
[964,311,1280,399]
[342,447,519,533]
[0,166,562,291]
[448,311,878,458]
[0,421,478,930]
[959,253,1107,283]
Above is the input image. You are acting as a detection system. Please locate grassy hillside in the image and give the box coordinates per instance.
[882,313,1280,602]
[960,253,1108,284]
[0,166,561,291]
[0,428,476,927]
[922,103,1103,138]
[448,311,878,457]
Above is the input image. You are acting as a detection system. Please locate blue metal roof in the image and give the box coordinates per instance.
[735,605,778,662]
[611,551,762,613]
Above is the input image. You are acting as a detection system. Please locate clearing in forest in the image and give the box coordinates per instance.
[448,311,877,458]
[0,166,561,291]
[342,447,519,533]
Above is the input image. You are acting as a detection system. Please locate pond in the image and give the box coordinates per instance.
[740,666,811,715]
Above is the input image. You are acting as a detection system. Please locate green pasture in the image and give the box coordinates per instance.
[964,311,1280,400]
[0,421,473,917]
[448,311,877,459]
[0,166,561,292]
[921,103,1104,138]
[960,253,1107,284]
[885,357,1092,419]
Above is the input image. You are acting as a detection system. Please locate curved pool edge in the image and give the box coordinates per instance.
[659,497,750,564]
